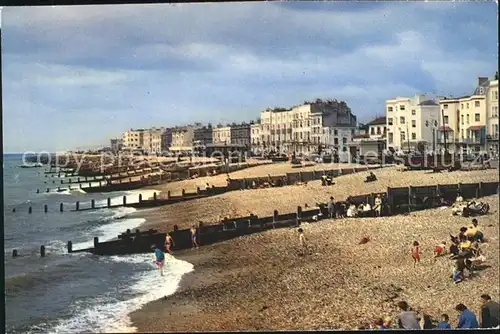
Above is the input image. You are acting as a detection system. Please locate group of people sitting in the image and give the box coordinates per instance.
[447,219,487,284]
[368,297,499,330]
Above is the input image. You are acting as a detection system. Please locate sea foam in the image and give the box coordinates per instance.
[48,254,193,333]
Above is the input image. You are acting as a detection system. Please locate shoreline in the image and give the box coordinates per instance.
[129,193,499,331]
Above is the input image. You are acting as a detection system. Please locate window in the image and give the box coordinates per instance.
[494,90,498,100]
[412,120,416,128]
[334,129,338,136]
[388,118,393,125]
[400,117,405,124]
[493,106,499,118]
[370,127,375,135]
[342,137,347,144]
[388,132,394,144]
[401,131,406,141]
[475,113,480,122]
[467,103,470,109]
[461,115,464,125]
[466,114,470,124]
[400,105,405,111]
[443,104,448,109]
[334,138,339,145]
[388,106,393,112]
[377,127,381,135]
[411,133,416,140]
[461,129,464,139]
[411,110,416,115]
[444,116,449,124]
[475,101,480,107]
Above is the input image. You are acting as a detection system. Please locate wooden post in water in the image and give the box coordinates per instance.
[60,203,64,212]
[91,199,95,209]
[28,206,32,214]
[99,181,102,187]
[153,192,157,201]
[77,177,80,183]
[123,196,127,206]
[67,241,73,253]
[139,194,143,203]
[44,204,48,213]
[106,198,110,208]
[12,249,18,257]
[88,183,92,188]
[167,191,171,199]
[37,189,40,194]
[182,189,186,196]
[273,209,278,229]
[94,237,99,249]
[80,183,83,189]
[85,176,88,182]
[58,186,61,192]
[76,201,80,211]
[196,186,200,195]
[46,188,50,193]
[40,245,46,257]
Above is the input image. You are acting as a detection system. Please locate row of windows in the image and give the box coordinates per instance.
[443,101,482,110]
[387,105,406,112]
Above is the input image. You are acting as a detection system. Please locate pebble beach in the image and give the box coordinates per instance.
[128,165,499,331]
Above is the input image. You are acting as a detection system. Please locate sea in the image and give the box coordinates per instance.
[3,154,194,333]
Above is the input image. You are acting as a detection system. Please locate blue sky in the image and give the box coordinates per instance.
[1,1,498,152]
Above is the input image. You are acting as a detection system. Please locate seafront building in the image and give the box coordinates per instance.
[438,76,499,155]
[230,122,251,147]
[258,99,357,155]
[170,125,198,152]
[193,124,213,146]
[385,94,440,152]
[110,138,123,153]
[212,124,231,145]
[250,121,262,154]
[121,127,165,154]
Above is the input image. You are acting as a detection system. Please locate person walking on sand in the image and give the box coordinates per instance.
[411,241,421,266]
[190,226,199,249]
[456,303,479,329]
[480,294,500,328]
[164,233,175,254]
[151,244,165,276]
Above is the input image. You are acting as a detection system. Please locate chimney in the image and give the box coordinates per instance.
[478,77,489,86]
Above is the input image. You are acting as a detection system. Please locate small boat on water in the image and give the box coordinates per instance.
[19,163,44,168]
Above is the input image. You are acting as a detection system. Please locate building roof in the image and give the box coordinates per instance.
[419,100,438,106]
[438,126,453,132]
[468,125,485,131]
[366,117,386,126]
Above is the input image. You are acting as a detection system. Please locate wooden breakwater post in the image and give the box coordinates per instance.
[296,206,302,226]
[107,198,111,207]
[91,199,95,209]
[182,189,186,196]
[139,194,143,203]
[94,237,99,249]
[28,206,32,214]
[37,189,40,194]
[40,245,46,257]
[167,191,171,199]
[44,204,48,213]
[123,196,127,206]
[60,203,64,212]
[46,188,50,193]
[76,201,80,211]
[273,209,278,229]
[153,192,157,201]
[67,241,73,253]
[12,249,18,257]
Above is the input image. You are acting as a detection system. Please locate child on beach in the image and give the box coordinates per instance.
[151,244,165,276]
[437,314,452,329]
[434,241,447,257]
[165,233,175,254]
[190,226,199,249]
[411,241,421,266]
[298,228,307,254]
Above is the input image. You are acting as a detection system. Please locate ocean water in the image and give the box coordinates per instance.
[4,154,194,333]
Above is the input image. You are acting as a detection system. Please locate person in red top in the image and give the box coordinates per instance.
[411,241,421,266]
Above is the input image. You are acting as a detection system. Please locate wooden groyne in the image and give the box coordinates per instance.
[66,180,499,256]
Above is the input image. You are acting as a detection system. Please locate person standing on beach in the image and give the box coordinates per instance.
[151,244,165,276]
[411,241,421,266]
[328,197,335,218]
[191,226,199,249]
[165,233,175,254]
[480,294,500,328]
[298,228,307,254]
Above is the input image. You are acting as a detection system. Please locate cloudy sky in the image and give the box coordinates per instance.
[1,1,498,153]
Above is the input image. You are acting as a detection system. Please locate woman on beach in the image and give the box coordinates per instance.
[411,241,421,266]
[165,233,175,254]
[191,226,199,249]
